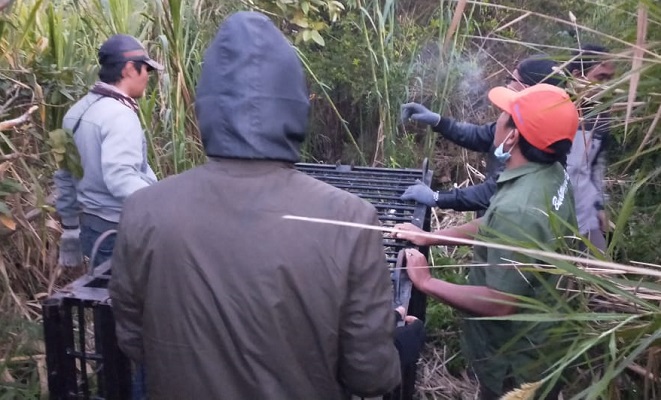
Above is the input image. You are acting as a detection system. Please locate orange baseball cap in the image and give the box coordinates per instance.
[488,83,579,154]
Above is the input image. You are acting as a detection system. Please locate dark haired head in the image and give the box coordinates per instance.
[567,44,610,76]
[517,55,566,87]
[99,62,125,84]
[98,61,146,84]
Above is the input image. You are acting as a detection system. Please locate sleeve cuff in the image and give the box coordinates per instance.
[61,216,80,229]
[434,190,456,208]
[433,116,453,133]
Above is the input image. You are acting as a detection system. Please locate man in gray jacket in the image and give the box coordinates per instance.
[54,34,161,268]
[566,44,616,253]
[109,11,401,400]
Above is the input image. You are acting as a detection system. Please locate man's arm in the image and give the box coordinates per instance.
[53,169,81,228]
[108,196,146,363]
[433,118,496,153]
[436,177,497,212]
[145,163,158,183]
[405,206,557,317]
[407,207,552,317]
[404,248,516,317]
[338,209,401,397]
[394,218,482,247]
[417,276,517,317]
[591,122,609,212]
[101,112,152,200]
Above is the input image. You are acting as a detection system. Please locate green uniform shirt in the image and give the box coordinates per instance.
[462,161,577,394]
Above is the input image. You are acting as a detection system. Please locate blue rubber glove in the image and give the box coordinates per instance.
[400,179,437,207]
[400,103,441,127]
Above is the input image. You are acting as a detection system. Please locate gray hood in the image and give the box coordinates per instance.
[195,11,310,162]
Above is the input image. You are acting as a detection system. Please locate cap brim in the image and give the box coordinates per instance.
[144,58,164,71]
[487,86,517,114]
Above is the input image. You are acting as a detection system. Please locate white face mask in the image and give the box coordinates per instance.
[494,130,514,163]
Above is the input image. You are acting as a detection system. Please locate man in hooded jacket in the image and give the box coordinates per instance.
[109,11,402,400]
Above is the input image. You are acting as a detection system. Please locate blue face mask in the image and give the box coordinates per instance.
[494,131,513,163]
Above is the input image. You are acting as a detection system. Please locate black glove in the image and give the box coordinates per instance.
[394,319,426,369]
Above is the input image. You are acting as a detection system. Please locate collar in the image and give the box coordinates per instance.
[89,81,139,113]
[93,81,130,97]
[205,157,296,177]
[496,162,548,184]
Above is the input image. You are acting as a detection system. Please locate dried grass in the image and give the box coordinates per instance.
[416,210,478,399]
[623,3,649,140]
[416,343,478,400]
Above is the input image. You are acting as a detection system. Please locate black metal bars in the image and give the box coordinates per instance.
[295,160,433,400]
[42,262,131,400]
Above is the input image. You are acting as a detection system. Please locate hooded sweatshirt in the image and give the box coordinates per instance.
[195,11,309,161]
[109,11,401,400]
[54,83,157,226]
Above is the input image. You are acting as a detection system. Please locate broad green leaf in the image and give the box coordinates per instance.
[310,29,325,46]
[0,201,11,217]
[302,29,311,42]
[292,14,309,28]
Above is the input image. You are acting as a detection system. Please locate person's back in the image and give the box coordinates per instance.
[109,11,401,400]
[61,93,155,222]
[113,162,400,399]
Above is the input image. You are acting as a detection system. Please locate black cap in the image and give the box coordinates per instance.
[98,34,163,71]
[517,55,565,87]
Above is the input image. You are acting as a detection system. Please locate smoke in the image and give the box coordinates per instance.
[406,40,490,117]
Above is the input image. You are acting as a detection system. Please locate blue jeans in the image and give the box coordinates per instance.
[80,213,118,268]
[132,363,147,400]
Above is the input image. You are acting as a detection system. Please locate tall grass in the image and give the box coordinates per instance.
[0,0,235,318]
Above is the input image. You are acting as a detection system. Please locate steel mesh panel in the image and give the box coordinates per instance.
[295,162,432,269]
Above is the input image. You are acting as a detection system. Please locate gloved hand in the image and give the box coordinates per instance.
[394,318,426,369]
[400,103,441,127]
[400,179,437,207]
[58,228,83,267]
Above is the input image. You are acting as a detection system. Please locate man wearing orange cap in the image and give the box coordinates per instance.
[393,83,579,399]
